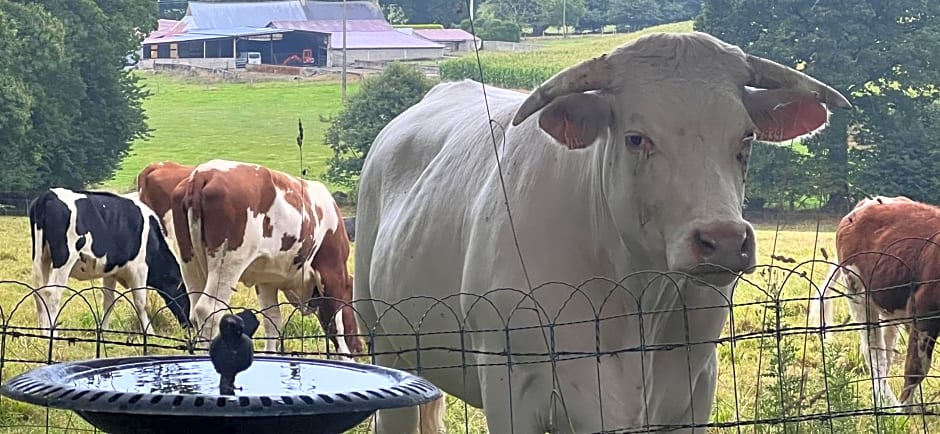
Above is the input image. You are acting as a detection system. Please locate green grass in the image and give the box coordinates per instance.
[100,73,359,193]
[2,214,938,433]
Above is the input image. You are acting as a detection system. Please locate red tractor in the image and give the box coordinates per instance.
[281,49,315,67]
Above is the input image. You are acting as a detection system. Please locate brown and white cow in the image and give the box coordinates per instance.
[810,195,939,408]
[170,159,361,356]
[137,161,196,246]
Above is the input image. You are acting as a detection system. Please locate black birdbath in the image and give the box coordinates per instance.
[0,313,441,434]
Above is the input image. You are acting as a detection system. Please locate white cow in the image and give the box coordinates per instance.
[355,31,851,433]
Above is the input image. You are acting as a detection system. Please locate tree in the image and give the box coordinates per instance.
[477,0,542,24]
[459,16,521,42]
[322,63,434,189]
[0,0,155,192]
[379,0,468,26]
[539,0,586,30]
[697,0,940,211]
[579,0,611,33]
[608,0,700,31]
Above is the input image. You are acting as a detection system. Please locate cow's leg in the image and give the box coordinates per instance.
[35,258,76,337]
[882,316,902,375]
[370,347,446,434]
[194,253,251,343]
[256,284,283,354]
[126,272,155,336]
[847,297,899,407]
[898,300,939,407]
[314,268,360,358]
[100,276,119,331]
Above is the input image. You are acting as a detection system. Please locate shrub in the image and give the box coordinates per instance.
[321,63,434,190]
[458,17,521,43]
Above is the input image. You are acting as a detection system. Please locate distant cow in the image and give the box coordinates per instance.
[172,159,361,356]
[29,188,191,335]
[137,161,196,245]
[810,195,938,408]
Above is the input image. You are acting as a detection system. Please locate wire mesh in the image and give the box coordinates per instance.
[2,217,940,433]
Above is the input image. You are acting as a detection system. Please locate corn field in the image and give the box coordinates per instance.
[440,21,694,89]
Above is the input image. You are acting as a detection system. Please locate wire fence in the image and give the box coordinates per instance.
[1,249,940,433]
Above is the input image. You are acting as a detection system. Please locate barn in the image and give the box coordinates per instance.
[141,0,443,69]
[268,19,444,65]
[401,28,481,53]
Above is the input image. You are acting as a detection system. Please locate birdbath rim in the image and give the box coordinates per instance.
[0,354,442,418]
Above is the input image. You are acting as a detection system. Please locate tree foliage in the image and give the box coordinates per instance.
[0,0,156,192]
[322,63,434,188]
[458,16,521,42]
[378,1,468,26]
[697,0,940,211]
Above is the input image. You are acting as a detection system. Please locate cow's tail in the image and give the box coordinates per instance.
[27,191,53,287]
[171,175,203,265]
[809,262,841,331]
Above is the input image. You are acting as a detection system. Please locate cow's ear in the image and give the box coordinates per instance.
[744,88,832,142]
[537,93,613,150]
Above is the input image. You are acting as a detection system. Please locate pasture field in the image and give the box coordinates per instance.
[2,215,938,433]
[100,73,360,193]
[439,21,694,89]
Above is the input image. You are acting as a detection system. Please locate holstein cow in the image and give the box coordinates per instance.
[809,195,938,408]
[172,159,361,356]
[355,31,850,433]
[137,161,196,246]
[29,188,191,335]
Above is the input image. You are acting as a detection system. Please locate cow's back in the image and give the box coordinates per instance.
[137,161,195,233]
[356,80,528,300]
[837,200,940,312]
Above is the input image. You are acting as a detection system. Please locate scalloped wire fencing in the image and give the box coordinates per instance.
[2,260,940,433]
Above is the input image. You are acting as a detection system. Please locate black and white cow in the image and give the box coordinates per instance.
[29,188,191,335]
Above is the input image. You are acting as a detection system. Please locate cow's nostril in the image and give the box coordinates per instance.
[694,230,717,256]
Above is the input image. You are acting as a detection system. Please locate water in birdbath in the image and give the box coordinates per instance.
[68,359,388,396]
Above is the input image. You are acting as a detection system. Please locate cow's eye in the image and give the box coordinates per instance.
[624,133,653,152]
[742,131,757,143]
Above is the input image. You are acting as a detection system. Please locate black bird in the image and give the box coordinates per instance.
[209,313,255,395]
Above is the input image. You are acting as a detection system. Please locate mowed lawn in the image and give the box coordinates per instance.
[102,73,359,192]
[3,213,939,433]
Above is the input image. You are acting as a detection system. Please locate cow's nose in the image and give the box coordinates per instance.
[690,221,755,273]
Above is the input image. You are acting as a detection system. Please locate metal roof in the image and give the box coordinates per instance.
[186,1,307,29]
[413,28,479,42]
[269,19,393,33]
[185,1,384,30]
[329,30,444,49]
[303,1,384,20]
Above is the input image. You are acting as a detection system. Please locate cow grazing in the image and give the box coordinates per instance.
[810,195,938,408]
[137,161,196,245]
[355,31,850,433]
[29,188,191,335]
[172,159,361,356]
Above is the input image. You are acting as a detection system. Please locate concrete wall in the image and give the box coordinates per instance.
[140,58,237,70]
[327,48,443,66]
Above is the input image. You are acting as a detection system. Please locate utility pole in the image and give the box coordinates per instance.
[469,0,474,20]
[341,0,348,102]
[562,0,567,39]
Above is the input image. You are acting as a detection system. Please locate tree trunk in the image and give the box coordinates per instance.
[820,114,851,213]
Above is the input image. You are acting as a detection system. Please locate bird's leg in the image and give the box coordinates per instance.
[219,374,236,395]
